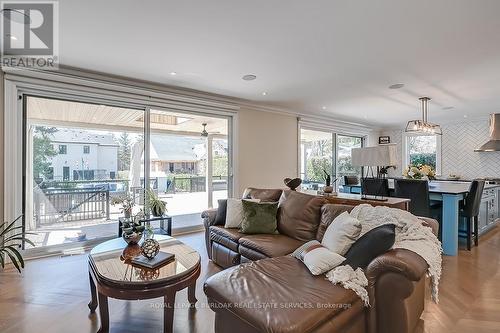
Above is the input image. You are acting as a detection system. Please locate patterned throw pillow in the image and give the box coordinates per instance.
[239,200,279,234]
[292,240,345,275]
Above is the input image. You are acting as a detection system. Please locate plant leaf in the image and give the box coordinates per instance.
[0,251,4,269]
[4,248,21,273]
[0,215,23,236]
[4,237,35,247]
[4,246,24,269]
[0,224,24,237]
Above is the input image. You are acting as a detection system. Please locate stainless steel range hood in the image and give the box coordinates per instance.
[475,114,500,152]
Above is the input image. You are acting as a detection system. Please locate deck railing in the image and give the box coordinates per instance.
[34,186,110,226]
[167,176,227,193]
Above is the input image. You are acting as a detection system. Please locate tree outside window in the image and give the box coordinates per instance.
[407,135,437,169]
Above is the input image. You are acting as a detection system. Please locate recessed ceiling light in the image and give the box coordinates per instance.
[463,115,468,118]
[262,92,267,96]
[321,106,327,110]
[170,72,177,76]
[389,83,405,89]
[442,106,454,110]
[242,74,257,81]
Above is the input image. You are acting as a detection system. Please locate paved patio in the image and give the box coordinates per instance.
[27,190,227,248]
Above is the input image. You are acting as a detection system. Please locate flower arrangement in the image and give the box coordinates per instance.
[403,164,436,180]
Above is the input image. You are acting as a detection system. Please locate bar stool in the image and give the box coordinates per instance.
[459,180,485,250]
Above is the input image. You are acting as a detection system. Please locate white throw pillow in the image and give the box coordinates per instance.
[321,211,362,255]
[292,240,345,275]
[225,198,260,228]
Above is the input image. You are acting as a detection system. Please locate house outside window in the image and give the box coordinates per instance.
[83,145,90,154]
[58,145,67,154]
[403,134,442,175]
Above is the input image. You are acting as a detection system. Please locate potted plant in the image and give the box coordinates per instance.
[146,189,167,217]
[111,193,135,218]
[121,210,146,244]
[1,216,35,273]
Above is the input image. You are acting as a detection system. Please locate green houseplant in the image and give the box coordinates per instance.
[1,216,35,273]
[146,189,167,217]
[121,210,146,244]
[111,193,135,218]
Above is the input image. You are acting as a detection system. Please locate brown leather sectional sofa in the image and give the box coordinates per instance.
[203,188,439,333]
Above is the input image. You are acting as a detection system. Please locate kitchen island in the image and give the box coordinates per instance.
[342,180,500,256]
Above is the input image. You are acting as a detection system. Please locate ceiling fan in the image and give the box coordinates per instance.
[200,123,220,137]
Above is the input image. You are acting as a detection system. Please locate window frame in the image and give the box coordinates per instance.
[299,125,364,188]
[58,144,67,154]
[402,132,442,176]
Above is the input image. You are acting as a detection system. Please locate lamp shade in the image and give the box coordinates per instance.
[351,144,397,167]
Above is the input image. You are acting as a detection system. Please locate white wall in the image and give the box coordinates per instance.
[381,118,500,179]
[236,108,298,196]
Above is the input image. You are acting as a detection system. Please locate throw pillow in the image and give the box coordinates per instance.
[292,240,345,275]
[239,200,279,234]
[225,198,260,228]
[342,224,396,269]
[214,199,227,226]
[321,211,362,255]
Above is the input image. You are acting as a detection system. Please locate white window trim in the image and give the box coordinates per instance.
[402,132,442,176]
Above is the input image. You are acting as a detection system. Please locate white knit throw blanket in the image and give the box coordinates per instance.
[326,204,442,306]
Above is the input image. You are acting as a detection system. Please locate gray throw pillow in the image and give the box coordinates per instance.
[240,200,279,234]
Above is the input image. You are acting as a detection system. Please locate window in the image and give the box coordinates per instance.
[300,129,333,185]
[83,145,90,154]
[336,135,362,179]
[300,128,364,190]
[404,134,441,174]
[58,144,67,154]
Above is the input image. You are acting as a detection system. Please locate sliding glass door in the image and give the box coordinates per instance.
[300,129,334,190]
[147,108,229,230]
[24,96,231,252]
[300,128,363,191]
[336,135,363,180]
[25,96,146,249]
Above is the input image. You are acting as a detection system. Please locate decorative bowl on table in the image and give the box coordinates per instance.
[122,231,143,245]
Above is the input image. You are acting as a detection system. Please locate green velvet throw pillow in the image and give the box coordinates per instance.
[240,200,279,234]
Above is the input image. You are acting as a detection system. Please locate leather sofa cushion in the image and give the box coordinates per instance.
[242,187,283,202]
[239,234,305,258]
[316,204,354,241]
[211,242,241,268]
[278,190,329,241]
[238,245,268,261]
[204,255,362,333]
[210,226,245,252]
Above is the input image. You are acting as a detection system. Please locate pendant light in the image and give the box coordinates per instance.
[405,97,442,135]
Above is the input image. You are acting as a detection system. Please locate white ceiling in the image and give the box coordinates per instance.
[57,0,500,127]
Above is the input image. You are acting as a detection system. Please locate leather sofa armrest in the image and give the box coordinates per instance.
[366,248,428,282]
[202,208,218,227]
[417,216,439,236]
[366,249,429,333]
[202,208,218,260]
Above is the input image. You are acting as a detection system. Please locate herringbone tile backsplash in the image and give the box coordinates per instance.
[381,119,500,180]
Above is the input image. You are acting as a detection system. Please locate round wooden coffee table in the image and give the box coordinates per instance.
[88,235,201,333]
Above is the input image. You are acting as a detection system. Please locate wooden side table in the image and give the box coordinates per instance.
[88,235,200,333]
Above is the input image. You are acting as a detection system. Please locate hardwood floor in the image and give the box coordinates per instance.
[1,227,499,333]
